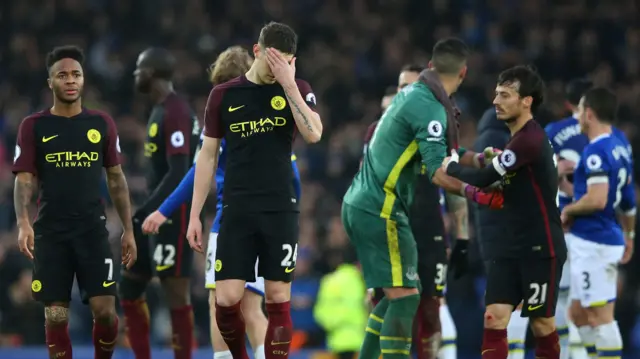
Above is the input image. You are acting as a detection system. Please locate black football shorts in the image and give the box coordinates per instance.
[412,218,448,297]
[127,205,193,279]
[215,204,299,283]
[32,224,116,304]
[485,255,566,318]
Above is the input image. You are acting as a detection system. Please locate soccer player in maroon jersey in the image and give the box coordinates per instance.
[443,65,566,359]
[12,45,136,359]
[119,47,200,359]
[187,22,322,359]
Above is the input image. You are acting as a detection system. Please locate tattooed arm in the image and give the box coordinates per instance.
[14,173,35,227]
[446,193,469,240]
[282,81,323,143]
[105,165,133,232]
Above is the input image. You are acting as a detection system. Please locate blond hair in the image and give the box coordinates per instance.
[208,46,253,85]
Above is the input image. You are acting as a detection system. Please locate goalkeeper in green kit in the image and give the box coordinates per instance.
[342,38,503,359]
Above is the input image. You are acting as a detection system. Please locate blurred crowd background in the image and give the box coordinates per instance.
[1,0,640,358]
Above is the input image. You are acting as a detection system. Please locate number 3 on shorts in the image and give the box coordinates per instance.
[281,244,298,272]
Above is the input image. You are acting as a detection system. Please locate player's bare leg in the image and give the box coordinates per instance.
[161,277,194,359]
[415,295,441,359]
[264,280,294,359]
[438,299,457,359]
[506,303,528,359]
[119,272,152,359]
[483,303,513,359]
[89,295,119,359]
[242,290,268,359]
[571,300,620,359]
[216,279,250,359]
[529,316,560,359]
[379,287,421,359]
[44,303,73,359]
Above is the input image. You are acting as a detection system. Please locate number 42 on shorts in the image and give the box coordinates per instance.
[281,244,298,273]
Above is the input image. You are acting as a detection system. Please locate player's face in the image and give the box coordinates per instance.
[397,71,419,92]
[576,96,589,133]
[381,94,395,111]
[48,58,84,104]
[253,44,294,84]
[133,53,154,93]
[493,83,530,122]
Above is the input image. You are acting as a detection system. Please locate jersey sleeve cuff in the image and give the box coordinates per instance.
[491,156,506,176]
[586,176,608,185]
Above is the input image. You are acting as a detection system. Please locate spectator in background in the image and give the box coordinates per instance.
[314,248,366,359]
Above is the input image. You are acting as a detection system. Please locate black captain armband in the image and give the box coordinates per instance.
[446,161,503,189]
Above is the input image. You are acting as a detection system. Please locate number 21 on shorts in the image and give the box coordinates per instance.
[527,282,548,311]
[281,244,298,273]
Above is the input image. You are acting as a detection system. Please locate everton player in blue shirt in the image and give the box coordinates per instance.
[545,80,633,359]
[561,87,636,359]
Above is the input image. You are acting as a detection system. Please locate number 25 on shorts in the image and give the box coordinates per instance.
[281,244,298,273]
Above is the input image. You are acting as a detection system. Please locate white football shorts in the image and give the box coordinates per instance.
[567,233,623,307]
[205,232,265,295]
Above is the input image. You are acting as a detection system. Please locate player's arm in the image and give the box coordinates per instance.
[563,152,610,216]
[446,130,542,188]
[283,79,322,143]
[291,153,301,199]
[137,102,193,216]
[102,114,134,231]
[12,117,38,227]
[446,193,469,240]
[158,165,196,217]
[190,88,223,219]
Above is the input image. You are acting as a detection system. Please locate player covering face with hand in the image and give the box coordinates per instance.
[187,22,321,359]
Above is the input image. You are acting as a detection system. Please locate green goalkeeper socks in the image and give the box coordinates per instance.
[358,297,389,359]
[380,294,420,359]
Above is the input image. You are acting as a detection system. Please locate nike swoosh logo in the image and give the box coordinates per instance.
[528,304,544,311]
[42,135,59,142]
[99,338,117,345]
[102,281,116,287]
[284,267,295,273]
[271,340,291,345]
[228,105,245,112]
[481,349,495,356]
[436,284,445,290]
[156,265,173,271]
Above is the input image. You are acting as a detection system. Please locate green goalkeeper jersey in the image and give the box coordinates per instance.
[344,81,451,221]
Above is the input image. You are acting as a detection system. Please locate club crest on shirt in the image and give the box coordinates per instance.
[271,96,287,111]
[87,129,101,144]
[149,123,158,137]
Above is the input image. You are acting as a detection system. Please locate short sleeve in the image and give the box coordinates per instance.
[163,98,192,156]
[491,128,543,175]
[295,79,317,110]
[582,146,610,185]
[408,99,448,164]
[12,116,38,175]
[102,112,121,168]
[203,86,225,139]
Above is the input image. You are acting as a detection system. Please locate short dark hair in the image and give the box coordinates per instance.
[582,87,617,124]
[497,65,546,113]
[258,22,297,55]
[401,64,425,74]
[431,38,469,75]
[565,78,593,106]
[46,45,84,73]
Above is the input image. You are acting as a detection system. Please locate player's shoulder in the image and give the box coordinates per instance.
[211,76,246,96]
[21,110,49,125]
[544,116,576,133]
[84,109,116,128]
[165,92,191,109]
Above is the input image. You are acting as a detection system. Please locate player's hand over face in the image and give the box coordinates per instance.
[17,224,34,260]
[186,217,204,253]
[142,211,168,234]
[121,230,137,269]
[265,48,296,87]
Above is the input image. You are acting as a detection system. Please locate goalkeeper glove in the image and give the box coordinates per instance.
[449,239,469,280]
[462,184,504,209]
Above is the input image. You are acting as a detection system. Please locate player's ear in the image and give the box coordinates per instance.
[522,96,533,108]
[47,78,52,90]
[459,65,468,80]
[252,44,260,58]
[427,60,434,69]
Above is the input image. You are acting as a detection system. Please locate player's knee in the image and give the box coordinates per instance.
[161,277,191,308]
[585,304,614,327]
[92,305,117,325]
[44,305,70,325]
[118,275,148,301]
[530,317,556,337]
[215,280,245,306]
[264,280,291,303]
[484,305,510,329]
